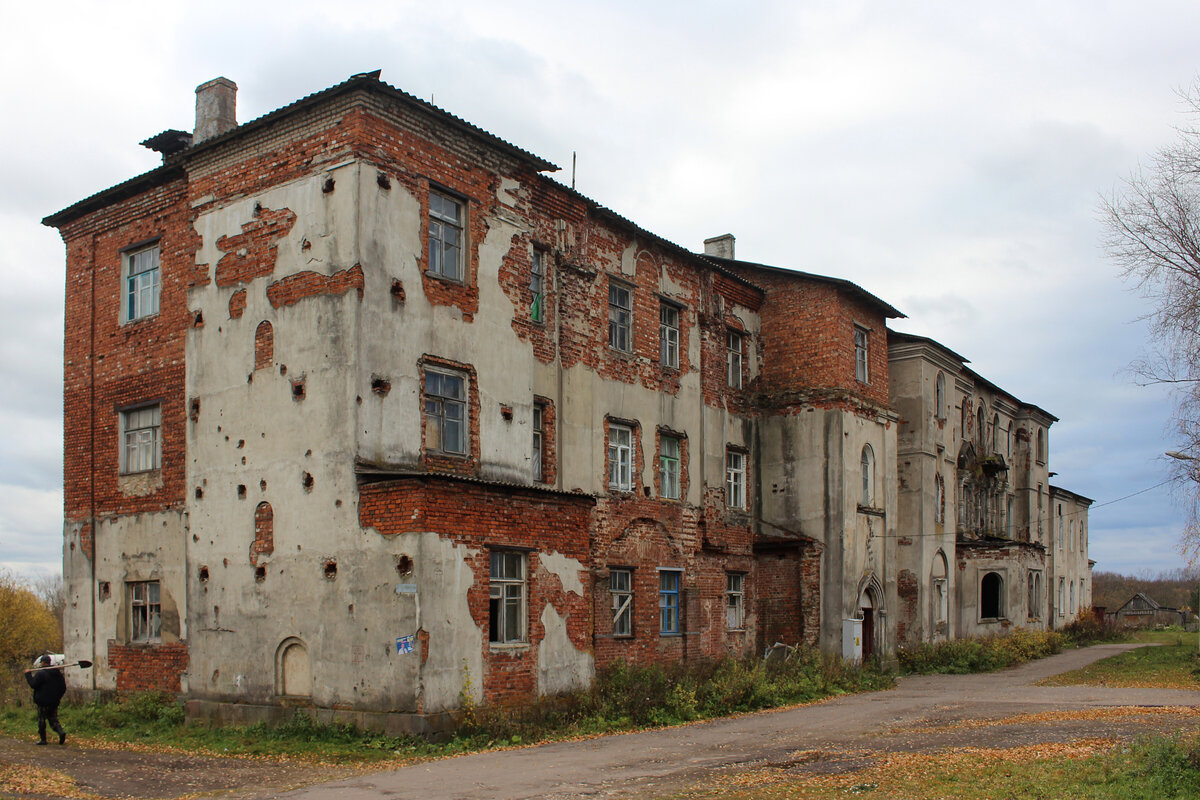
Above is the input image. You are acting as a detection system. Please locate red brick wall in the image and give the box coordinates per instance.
[108,641,189,692]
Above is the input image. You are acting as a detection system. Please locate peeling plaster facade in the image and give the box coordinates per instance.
[47,74,1090,732]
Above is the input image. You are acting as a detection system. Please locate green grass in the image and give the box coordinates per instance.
[1041,631,1200,689]
[663,734,1200,799]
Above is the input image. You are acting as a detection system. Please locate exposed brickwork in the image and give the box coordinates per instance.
[265,264,365,309]
[250,501,274,566]
[108,641,189,692]
[213,207,297,287]
[753,539,822,648]
[358,477,594,705]
[533,396,557,486]
[253,321,273,370]
[498,234,556,364]
[228,288,247,319]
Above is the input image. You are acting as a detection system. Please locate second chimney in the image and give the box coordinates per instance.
[703,234,735,260]
[195,77,238,144]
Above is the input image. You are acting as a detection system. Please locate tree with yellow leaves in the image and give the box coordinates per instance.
[0,570,62,704]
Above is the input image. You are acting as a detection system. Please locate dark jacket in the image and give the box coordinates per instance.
[25,667,67,707]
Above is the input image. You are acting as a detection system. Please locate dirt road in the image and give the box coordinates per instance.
[269,643,1200,800]
[2,643,1197,799]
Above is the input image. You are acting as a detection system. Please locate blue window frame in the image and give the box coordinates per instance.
[659,570,681,634]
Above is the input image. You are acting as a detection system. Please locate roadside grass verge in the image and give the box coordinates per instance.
[664,734,1200,800]
[0,650,892,764]
[1039,630,1200,689]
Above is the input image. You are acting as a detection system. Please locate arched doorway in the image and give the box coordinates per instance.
[858,587,877,659]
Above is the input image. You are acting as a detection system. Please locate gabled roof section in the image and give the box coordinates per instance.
[1050,484,1095,505]
[703,255,905,319]
[46,70,560,228]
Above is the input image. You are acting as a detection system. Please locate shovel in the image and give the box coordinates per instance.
[24,660,93,673]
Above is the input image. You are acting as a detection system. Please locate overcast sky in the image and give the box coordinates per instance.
[1,1,1196,579]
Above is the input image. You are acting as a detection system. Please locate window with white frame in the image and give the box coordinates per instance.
[659,434,681,500]
[860,445,875,506]
[424,368,467,455]
[935,372,946,420]
[129,580,161,643]
[854,326,869,383]
[726,330,743,388]
[530,248,546,322]
[610,568,632,637]
[726,573,745,630]
[659,303,679,368]
[659,570,681,634]
[428,190,464,281]
[125,244,161,322]
[608,282,633,352]
[489,551,526,643]
[532,403,544,481]
[726,449,746,510]
[608,423,633,491]
[121,404,161,474]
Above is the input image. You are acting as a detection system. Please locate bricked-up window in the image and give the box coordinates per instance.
[608,282,633,352]
[125,243,160,322]
[726,573,745,630]
[659,435,681,500]
[489,551,526,643]
[609,424,634,491]
[532,403,545,481]
[428,190,464,281]
[424,369,466,455]
[726,330,743,388]
[659,303,679,368]
[530,249,546,322]
[121,405,161,474]
[934,474,945,524]
[935,372,946,420]
[860,445,875,506]
[854,325,869,383]
[980,571,1003,619]
[659,570,681,634]
[1037,484,1044,538]
[726,449,746,510]
[610,568,633,637]
[129,581,161,643]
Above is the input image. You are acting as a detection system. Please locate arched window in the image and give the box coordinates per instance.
[1057,506,1064,550]
[981,571,1004,619]
[860,445,875,506]
[1036,428,1046,463]
[935,372,946,420]
[977,405,986,445]
[276,638,312,698]
[932,551,948,625]
[1069,580,1076,615]
[1006,495,1014,538]
[991,414,999,453]
[961,401,969,441]
[1006,423,1012,458]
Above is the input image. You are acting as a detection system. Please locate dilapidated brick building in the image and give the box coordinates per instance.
[46,72,1090,733]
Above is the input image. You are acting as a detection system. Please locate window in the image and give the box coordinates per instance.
[1057,505,1064,551]
[121,404,161,474]
[424,369,466,455]
[1037,484,1044,537]
[854,326,869,382]
[129,581,161,643]
[125,244,160,322]
[659,570,681,634]
[934,474,945,524]
[1058,577,1066,617]
[1006,496,1014,538]
[489,551,525,643]
[1068,520,1075,552]
[726,449,746,510]
[991,414,999,453]
[608,282,633,352]
[1036,428,1046,463]
[935,372,946,420]
[610,569,633,636]
[608,424,633,491]
[1006,423,1012,458]
[428,190,464,281]
[977,406,986,445]
[961,401,969,441]
[860,445,875,506]
[1079,579,1085,611]
[726,573,745,630]
[1028,571,1042,619]
[659,303,679,368]
[726,330,743,388]
[530,249,546,322]
[1069,580,1076,615]
[934,578,948,624]
[532,404,544,481]
[659,435,681,500]
[980,571,1003,619]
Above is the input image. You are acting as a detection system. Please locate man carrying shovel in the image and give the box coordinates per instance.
[25,653,67,745]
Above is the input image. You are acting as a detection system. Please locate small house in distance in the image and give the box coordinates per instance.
[1113,592,1188,628]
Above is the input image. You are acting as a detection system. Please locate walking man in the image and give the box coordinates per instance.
[25,654,66,745]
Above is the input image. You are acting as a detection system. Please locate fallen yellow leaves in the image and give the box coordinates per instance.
[901,704,1200,733]
[0,761,103,800]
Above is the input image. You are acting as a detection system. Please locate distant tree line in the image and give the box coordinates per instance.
[1091,568,1199,613]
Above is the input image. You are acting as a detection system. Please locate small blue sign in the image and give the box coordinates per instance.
[395,635,415,654]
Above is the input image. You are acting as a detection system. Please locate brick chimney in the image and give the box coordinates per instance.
[194,78,238,144]
[704,234,735,260]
